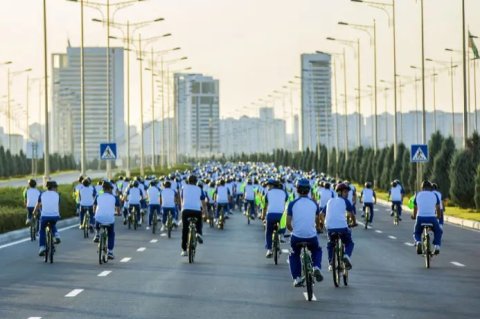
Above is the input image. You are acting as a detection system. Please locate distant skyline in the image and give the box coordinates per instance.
[1,0,479,138]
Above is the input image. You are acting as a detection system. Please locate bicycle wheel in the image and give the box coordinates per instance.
[188,228,196,264]
[304,251,313,301]
[219,209,224,230]
[342,244,348,286]
[209,209,214,228]
[332,240,340,287]
[48,226,54,264]
[246,203,251,225]
[393,206,399,225]
[44,226,50,263]
[102,231,108,264]
[30,220,36,241]
[127,210,132,229]
[98,230,104,265]
[423,230,430,269]
[133,209,138,230]
[83,213,89,238]
[152,213,157,234]
[364,207,369,229]
[167,212,173,238]
[273,230,279,265]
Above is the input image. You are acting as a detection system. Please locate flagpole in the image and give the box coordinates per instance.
[462,0,468,147]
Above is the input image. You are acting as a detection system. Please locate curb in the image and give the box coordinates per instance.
[0,217,79,246]
[376,198,480,231]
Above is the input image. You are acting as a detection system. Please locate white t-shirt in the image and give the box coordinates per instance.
[287,197,319,238]
[94,193,119,224]
[361,188,376,203]
[389,185,404,201]
[414,191,439,217]
[25,188,41,208]
[79,185,96,206]
[39,191,60,217]
[161,188,177,208]
[215,186,230,204]
[433,190,443,210]
[127,187,143,205]
[318,188,335,208]
[325,197,353,229]
[147,186,161,205]
[245,185,255,200]
[182,184,205,211]
[265,188,288,214]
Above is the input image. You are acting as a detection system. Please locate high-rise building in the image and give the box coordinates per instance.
[300,52,332,151]
[174,73,220,158]
[51,47,124,162]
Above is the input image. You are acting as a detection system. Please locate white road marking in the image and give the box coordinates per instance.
[0,224,78,250]
[150,239,158,243]
[451,261,466,267]
[404,242,415,247]
[375,230,383,234]
[28,317,42,319]
[65,289,84,298]
[137,247,146,252]
[282,249,290,254]
[120,257,131,263]
[286,259,290,264]
[97,271,112,277]
[388,235,397,240]
[303,292,317,301]
[160,233,167,237]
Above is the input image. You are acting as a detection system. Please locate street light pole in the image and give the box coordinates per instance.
[462,0,468,146]
[80,0,86,176]
[421,0,426,145]
[343,48,349,159]
[139,34,145,176]
[43,0,50,181]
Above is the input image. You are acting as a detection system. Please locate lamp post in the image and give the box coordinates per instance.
[339,20,377,153]
[7,68,32,150]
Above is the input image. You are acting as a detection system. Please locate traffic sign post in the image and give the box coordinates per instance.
[100,143,117,160]
[410,144,429,163]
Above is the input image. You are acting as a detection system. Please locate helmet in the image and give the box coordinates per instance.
[150,180,158,187]
[391,181,398,187]
[267,178,276,186]
[365,182,372,188]
[78,176,84,183]
[102,180,113,191]
[164,181,171,188]
[133,181,139,188]
[432,183,438,190]
[421,180,432,190]
[46,180,58,189]
[296,178,311,195]
[324,182,331,189]
[82,178,91,187]
[335,183,350,193]
[28,179,37,188]
[188,175,198,185]
[209,181,215,187]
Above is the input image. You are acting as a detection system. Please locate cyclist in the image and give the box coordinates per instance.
[79,178,97,232]
[389,180,405,221]
[234,177,244,210]
[206,181,216,222]
[24,179,41,225]
[146,180,161,231]
[318,181,334,213]
[345,181,357,216]
[262,179,288,258]
[360,182,376,224]
[244,179,256,219]
[124,180,143,226]
[180,175,207,256]
[137,177,147,226]
[432,183,444,228]
[286,179,324,287]
[213,179,231,225]
[92,181,119,259]
[324,183,356,270]
[411,180,442,255]
[35,181,61,256]
[161,180,179,230]
[73,176,84,216]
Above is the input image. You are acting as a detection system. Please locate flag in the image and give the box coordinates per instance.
[469,31,479,59]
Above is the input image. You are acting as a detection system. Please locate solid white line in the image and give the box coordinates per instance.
[120,257,131,263]
[150,239,158,243]
[404,242,415,247]
[27,317,42,319]
[451,261,466,267]
[65,289,84,298]
[0,224,78,250]
[375,230,383,234]
[388,235,397,240]
[97,270,112,277]
[303,292,317,301]
[281,249,290,254]
[137,247,146,252]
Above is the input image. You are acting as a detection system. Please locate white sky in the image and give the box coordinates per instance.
[1,0,480,137]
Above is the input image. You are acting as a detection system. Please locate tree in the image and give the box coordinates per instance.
[449,150,476,208]
[390,143,406,183]
[374,148,386,188]
[430,136,456,198]
[475,163,480,211]
[380,146,394,190]
[354,146,364,182]
[466,131,480,166]
[0,146,5,177]
[424,131,444,180]
[337,151,346,178]
[328,148,337,177]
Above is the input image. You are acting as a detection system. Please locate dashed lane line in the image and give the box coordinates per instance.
[120,257,131,263]
[150,239,158,243]
[65,289,84,298]
[281,249,290,254]
[0,224,78,250]
[404,242,415,247]
[303,292,317,301]
[375,230,383,234]
[388,235,397,240]
[97,271,112,277]
[160,234,167,237]
[137,247,146,252]
[451,261,466,267]
[27,317,42,319]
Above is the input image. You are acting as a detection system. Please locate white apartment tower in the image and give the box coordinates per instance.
[300,52,332,151]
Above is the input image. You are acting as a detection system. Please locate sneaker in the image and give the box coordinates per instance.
[313,267,324,282]
[266,250,273,258]
[173,220,179,228]
[361,213,365,218]
[416,242,423,255]
[293,277,304,287]
[25,218,31,226]
[89,225,94,233]
[328,264,333,272]
[196,234,203,244]
[107,251,115,260]
[434,245,440,255]
[160,225,165,232]
[390,211,394,217]
[54,237,61,244]
[343,255,352,270]
[181,250,187,257]
[38,246,46,256]
[146,226,150,230]
[123,218,127,225]
[93,235,100,243]
[398,216,402,221]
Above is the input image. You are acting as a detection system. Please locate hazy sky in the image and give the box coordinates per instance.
[1,0,480,137]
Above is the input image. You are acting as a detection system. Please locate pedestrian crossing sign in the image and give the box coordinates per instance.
[410,144,429,163]
[100,143,117,160]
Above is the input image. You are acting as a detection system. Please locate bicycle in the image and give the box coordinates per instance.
[98,224,109,265]
[245,201,254,225]
[82,209,90,238]
[272,222,281,265]
[44,221,55,264]
[166,210,174,238]
[364,205,370,229]
[392,203,400,225]
[207,204,214,228]
[217,205,225,230]
[331,232,348,287]
[128,206,138,230]
[420,223,435,268]
[30,211,38,241]
[297,242,314,301]
[187,217,198,264]
[152,210,158,234]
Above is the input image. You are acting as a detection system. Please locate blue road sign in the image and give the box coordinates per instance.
[100,143,117,160]
[410,144,429,163]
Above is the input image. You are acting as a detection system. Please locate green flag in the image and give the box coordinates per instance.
[469,31,479,59]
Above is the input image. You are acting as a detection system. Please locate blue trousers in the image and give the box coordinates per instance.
[413,216,443,246]
[363,203,374,222]
[80,206,94,226]
[327,228,354,263]
[39,216,60,247]
[26,207,35,220]
[216,203,229,218]
[289,235,322,279]
[148,204,161,226]
[244,200,255,217]
[391,201,402,216]
[265,213,283,249]
[162,207,176,224]
[95,222,115,251]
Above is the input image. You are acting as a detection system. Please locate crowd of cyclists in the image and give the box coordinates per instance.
[23,161,445,287]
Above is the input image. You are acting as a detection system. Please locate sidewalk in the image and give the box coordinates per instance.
[376,198,480,231]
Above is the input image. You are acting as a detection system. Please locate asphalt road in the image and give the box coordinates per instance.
[0,201,479,319]
[0,171,106,188]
